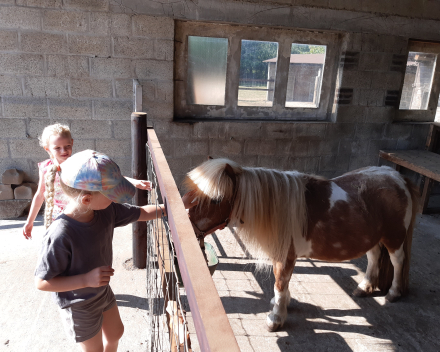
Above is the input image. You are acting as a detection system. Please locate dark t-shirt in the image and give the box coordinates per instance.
[35,202,141,309]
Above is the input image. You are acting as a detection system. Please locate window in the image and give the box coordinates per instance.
[174,21,341,121]
[398,40,440,122]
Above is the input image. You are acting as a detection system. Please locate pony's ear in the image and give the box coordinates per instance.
[224,163,236,188]
[208,155,213,160]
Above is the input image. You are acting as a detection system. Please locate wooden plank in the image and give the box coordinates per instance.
[379,150,440,183]
[147,129,240,352]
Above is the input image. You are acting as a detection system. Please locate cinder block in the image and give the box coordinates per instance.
[340,70,372,89]
[90,12,110,35]
[244,140,276,156]
[355,123,385,140]
[0,53,44,76]
[132,15,174,40]
[144,101,173,120]
[193,122,227,139]
[157,138,173,157]
[0,30,18,51]
[210,139,243,156]
[3,97,48,118]
[349,154,380,171]
[43,9,88,32]
[63,0,109,11]
[0,158,35,183]
[70,78,113,98]
[91,58,133,79]
[293,123,327,140]
[365,107,395,123]
[0,140,8,157]
[276,140,308,157]
[114,80,133,99]
[0,0,15,4]
[155,40,173,61]
[0,119,27,138]
[0,7,41,30]
[113,37,154,59]
[71,120,112,139]
[156,80,173,102]
[46,55,90,78]
[68,35,110,56]
[135,60,173,80]
[2,169,24,185]
[72,139,95,152]
[308,139,340,156]
[335,106,366,123]
[111,156,131,178]
[16,0,62,7]
[368,139,398,155]
[9,140,47,159]
[166,157,192,176]
[112,120,131,139]
[21,32,67,54]
[411,124,431,145]
[22,182,38,194]
[24,77,69,98]
[0,75,23,96]
[0,199,32,219]
[326,123,356,140]
[111,13,132,36]
[319,154,350,173]
[174,140,209,157]
[96,139,130,157]
[383,123,413,140]
[227,123,262,139]
[190,155,209,168]
[140,80,156,103]
[339,139,368,156]
[359,52,391,72]
[49,98,92,120]
[14,184,34,199]
[94,100,132,120]
[262,123,293,139]
[27,118,51,139]
[0,184,14,200]
[358,89,385,107]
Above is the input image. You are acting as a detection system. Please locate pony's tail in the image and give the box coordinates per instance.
[44,164,58,229]
[377,178,419,294]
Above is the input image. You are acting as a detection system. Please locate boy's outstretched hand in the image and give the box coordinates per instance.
[135,180,152,191]
[182,190,198,209]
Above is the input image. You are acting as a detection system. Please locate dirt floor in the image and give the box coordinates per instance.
[186,213,440,352]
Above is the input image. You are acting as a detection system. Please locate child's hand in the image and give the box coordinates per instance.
[23,222,33,240]
[85,266,114,287]
[182,190,198,209]
[135,180,152,191]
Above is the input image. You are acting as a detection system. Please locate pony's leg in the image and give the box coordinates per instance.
[353,244,381,297]
[385,244,405,302]
[267,258,295,332]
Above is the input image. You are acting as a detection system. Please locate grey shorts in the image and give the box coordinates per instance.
[58,285,117,343]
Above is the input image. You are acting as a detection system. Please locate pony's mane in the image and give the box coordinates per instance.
[184,159,308,265]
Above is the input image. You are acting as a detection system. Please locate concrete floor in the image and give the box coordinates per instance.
[0,215,149,352]
[1,213,439,352]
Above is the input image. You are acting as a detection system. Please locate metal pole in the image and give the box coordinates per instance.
[131,112,148,268]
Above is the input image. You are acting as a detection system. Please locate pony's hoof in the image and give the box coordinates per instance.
[266,313,282,332]
[385,290,401,303]
[352,287,369,297]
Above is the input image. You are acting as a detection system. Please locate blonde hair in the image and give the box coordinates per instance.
[39,123,72,149]
[41,123,73,228]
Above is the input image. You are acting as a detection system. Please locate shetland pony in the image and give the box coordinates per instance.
[184,158,419,332]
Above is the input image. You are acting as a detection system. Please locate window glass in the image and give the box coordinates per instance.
[238,40,279,107]
[187,36,228,105]
[436,93,440,122]
[285,43,326,108]
[399,51,437,110]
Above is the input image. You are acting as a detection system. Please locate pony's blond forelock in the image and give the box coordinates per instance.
[185,159,307,266]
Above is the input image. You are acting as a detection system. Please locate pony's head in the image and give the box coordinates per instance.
[183,158,242,240]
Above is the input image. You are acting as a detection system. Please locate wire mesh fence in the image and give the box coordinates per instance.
[146,143,193,352]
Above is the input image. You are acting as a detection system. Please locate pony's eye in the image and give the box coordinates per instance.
[211,198,222,205]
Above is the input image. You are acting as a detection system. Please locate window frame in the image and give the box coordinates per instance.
[174,20,342,121]
[397,40,440,122]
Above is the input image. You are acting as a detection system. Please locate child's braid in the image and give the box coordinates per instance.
[44,164,58,229]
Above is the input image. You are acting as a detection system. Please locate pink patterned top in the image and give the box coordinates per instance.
[38,159,67,220]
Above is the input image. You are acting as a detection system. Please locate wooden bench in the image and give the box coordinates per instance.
[379,122,440,214]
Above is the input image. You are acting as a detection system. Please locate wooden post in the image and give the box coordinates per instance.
[131,112,148,268]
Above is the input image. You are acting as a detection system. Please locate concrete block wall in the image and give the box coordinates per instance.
[1,0,439,189]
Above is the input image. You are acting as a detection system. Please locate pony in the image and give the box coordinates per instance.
[183,158,419,332]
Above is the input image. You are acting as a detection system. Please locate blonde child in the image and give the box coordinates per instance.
[23,123,151,239]
[34,150,196,352]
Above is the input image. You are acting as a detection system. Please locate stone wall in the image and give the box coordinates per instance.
[1,0,439,189]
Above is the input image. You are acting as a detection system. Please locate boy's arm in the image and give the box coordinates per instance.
[35,266,114,292]
[137,190,198,222]
[23,169,46,239]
